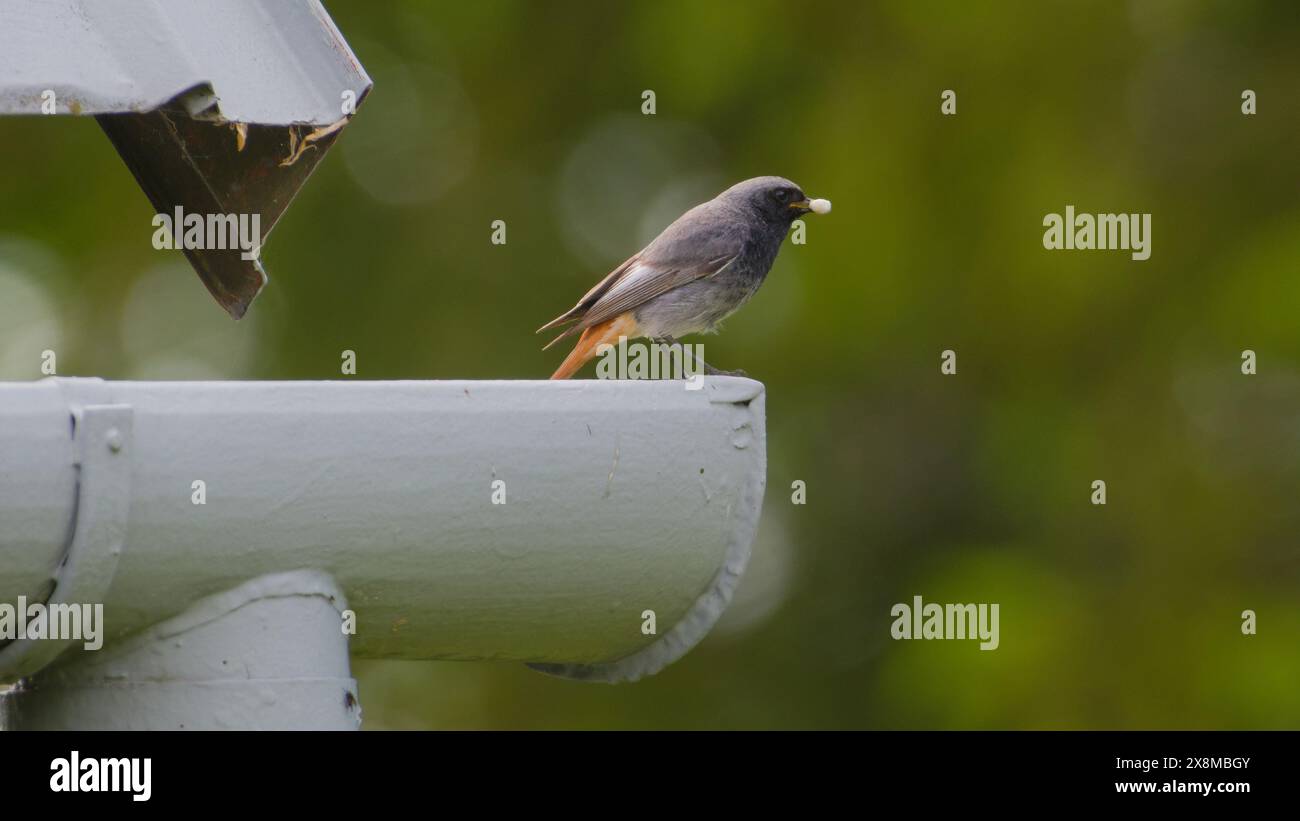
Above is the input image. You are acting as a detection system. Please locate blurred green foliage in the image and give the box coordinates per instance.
[1,0,1298,728]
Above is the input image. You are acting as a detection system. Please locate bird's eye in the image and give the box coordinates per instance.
[772,188,788,202]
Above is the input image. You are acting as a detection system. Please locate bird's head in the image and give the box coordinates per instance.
[722,176,832,226]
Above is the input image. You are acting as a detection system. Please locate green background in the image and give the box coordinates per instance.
[1,0,1297,728]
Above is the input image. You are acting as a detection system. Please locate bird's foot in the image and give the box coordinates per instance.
[703,363,748,378]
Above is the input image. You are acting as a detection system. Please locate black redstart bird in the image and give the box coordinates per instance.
[539,176,831,378]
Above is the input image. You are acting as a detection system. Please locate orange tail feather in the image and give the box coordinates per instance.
[550,313,640,379]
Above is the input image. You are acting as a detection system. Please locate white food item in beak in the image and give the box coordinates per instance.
[809,198,832,214]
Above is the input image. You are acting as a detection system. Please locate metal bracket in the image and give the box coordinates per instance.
[0,402,133,680]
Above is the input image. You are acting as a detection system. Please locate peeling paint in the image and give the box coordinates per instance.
[280,117,348,167]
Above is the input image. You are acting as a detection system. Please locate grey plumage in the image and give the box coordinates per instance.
[541,176,825,351]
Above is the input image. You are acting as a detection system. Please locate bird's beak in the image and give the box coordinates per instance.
[789,197,832,215]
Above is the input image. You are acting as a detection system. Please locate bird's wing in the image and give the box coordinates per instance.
[537,253,640,335]
[578,252,738,330]
[539,203,744,347]
[539,252,737,350]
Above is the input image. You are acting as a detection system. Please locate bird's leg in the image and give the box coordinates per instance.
[654,336,746,379]
[654,336,698,380]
